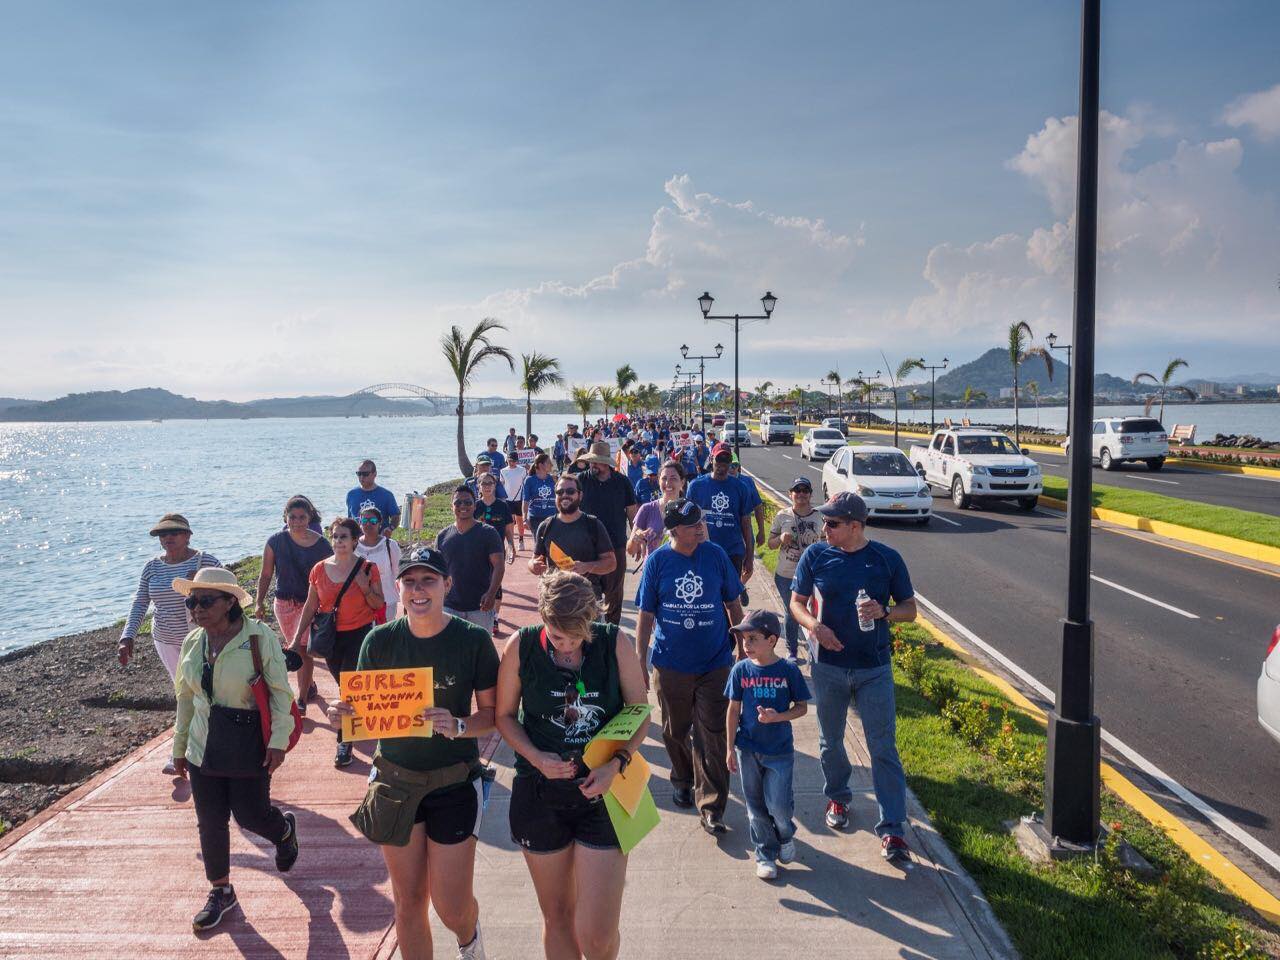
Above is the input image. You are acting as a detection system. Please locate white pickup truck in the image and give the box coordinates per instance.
[908,427,1043,511]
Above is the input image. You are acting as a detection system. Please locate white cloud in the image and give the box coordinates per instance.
[1222,83,1280,141]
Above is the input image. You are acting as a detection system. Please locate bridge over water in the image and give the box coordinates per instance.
[349,382,510,414]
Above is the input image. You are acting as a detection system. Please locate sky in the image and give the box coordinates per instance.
[1,0,1278,401]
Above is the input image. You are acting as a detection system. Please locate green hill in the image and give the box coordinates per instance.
[929,347,1135,399]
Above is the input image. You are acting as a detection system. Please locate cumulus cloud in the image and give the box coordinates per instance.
[1222,83,1280,141]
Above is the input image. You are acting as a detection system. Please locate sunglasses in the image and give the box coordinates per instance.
[358,517,380,524]
[356,470,373,478]
[555,489,579,497]
[452,499,475,507]
[184,594,225,610]
[822,518,848,528]
[157,530,187,537]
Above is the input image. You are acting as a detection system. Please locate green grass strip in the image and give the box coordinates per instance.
[1041,478,1280,550]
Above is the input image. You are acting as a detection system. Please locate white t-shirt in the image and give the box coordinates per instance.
[769,508,823,580]
[356,537,402,610]
[500,464,529,501]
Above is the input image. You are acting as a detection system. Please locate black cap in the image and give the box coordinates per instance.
[729,609,782,637]
[789,476,813,491]
[397,545,450,579]
[663,498,704,530]
[815,491,868,522]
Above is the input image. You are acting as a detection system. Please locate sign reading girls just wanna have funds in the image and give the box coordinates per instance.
[339,667,434,740]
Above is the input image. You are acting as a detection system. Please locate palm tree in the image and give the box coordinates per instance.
[598,386,621,417]
[441,318,514,477]
[785,385,805,409]
[615,364,638,401]
[570,385,599,428]
[1008,321,1053,446]
[961,385,988,410]
[519,352,564,440]
[752,380,775,409]
[633,382,662,413]
[847,375,883,427]
[882,353,925,447]
[1132,359,1197,422]
[907,389,923,416]
[824,369,842,416]
[1026,380,1040,428]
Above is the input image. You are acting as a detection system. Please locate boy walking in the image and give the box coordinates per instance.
[725,610,810,880]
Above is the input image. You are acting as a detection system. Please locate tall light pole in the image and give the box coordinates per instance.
[1044,0,1101,850]
[857,369,881,428]
[1046,332,1074,436]
[920,358,949,433]
[675,368,698,426]
[699,291,777,458]
[680,342,723,433]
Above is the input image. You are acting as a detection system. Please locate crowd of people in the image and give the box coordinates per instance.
[118,413,917,960]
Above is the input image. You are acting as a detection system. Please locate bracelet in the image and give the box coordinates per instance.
[611,749,631,774]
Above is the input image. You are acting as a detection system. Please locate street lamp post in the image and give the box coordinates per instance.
[680,342,723,434]
[1043,0,1102,850]
[1046,333,1074,437]
[675,369,698,426]
[857,369,881,428]
[699,291,778,459]
[920,358,949,433]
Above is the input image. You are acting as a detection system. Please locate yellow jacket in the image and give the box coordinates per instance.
[173,618,295,766]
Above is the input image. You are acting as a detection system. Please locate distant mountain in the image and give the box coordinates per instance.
[0,397,37,412]
[1199,372,1280,386]
[928,347,1135,399]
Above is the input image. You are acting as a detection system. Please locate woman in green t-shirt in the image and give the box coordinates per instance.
[495,571,649,960]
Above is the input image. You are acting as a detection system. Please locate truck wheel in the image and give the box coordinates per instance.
[1100,448,1116,471]
[1146,457,1165,471]
[1018,496,1038,511]
[951,476,970,509]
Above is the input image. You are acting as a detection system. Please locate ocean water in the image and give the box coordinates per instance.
[0,414,576,653]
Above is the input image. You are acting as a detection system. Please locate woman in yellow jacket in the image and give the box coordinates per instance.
[171,568,299,933]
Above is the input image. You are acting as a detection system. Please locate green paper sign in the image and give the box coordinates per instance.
[593,703,652,742]
[604,785,660,854]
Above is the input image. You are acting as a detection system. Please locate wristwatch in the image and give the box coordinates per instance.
[454,717,467,738]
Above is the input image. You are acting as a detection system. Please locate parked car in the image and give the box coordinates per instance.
[801,427,847,461]
[1259,625,1280,745]
[821,417,849,436]
[722,420,751,446]
[908,427,1043,510]
[759,410,796,445]
[1065,416,1169,471]
[712,413,727,427]
[822,445,932,524]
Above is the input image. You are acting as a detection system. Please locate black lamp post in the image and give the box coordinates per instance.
[699,291,777,458]
[920,357,949,433]
[857,369,881,428]
[681,342,723,434]
[675,368,697,426]
[1043,0,1101,850]
[1046,332,1074,436]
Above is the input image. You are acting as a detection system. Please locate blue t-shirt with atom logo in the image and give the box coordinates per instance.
[635,541,743,674]
[687,474,752,557]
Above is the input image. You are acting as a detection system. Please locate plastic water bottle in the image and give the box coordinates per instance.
[856,588,875,633]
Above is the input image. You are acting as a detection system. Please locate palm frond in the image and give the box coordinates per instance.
[1162,357,1189,385]
[1132,371,1158,386]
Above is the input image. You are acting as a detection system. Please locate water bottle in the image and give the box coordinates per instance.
[856,588,875,633]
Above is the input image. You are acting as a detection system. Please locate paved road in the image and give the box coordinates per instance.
[740,441,1280,864]
[806,424,1280,518]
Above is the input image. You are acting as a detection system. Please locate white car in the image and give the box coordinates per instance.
[801,427,847,461]
[822,445,933,524]
[722,420,751,446]
[1259,625,1280,745]
[909,427,1043,510]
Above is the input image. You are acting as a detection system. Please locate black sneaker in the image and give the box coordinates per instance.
[671,786,694,809]
[275,812,299,872]
[192,885,237,932]
[335,743,353,768]
[882,835,911,864]
[700,811,727,835]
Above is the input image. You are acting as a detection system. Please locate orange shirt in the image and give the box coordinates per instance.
[309,560,382,631]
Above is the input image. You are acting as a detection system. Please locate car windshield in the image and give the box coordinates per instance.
[852,452,915,477]
[957,435,1021,456]
[812,429,843,440]
[1117,419,1165,434]
[726,422,745,430]
[770,415,795,424]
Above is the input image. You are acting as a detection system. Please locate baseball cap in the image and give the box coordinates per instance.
[663,498,704,529]
[644,455,661,475]
[789,476,813,491]
[711,441,732,458]
[474,453,492,466]
[397,546,450,579]
[729,609,782,638]
[815,491,868,522]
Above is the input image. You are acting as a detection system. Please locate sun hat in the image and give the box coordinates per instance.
[663,498,704,530]
[150,513,192,536]
[815,491,869,522]
[171,567,252,606]
[729,609,782,638]
[575,441,616,467]
[398,545,450,579]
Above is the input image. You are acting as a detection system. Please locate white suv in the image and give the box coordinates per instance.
[801,427,847,461]
[1087,417,1169,471]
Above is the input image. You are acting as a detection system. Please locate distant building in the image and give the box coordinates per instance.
[1199,381,1219,398]
[999,387,1016,399]
[1234,384,1248,396]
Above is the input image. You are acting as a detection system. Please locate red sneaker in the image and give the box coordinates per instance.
[825,801,849,829]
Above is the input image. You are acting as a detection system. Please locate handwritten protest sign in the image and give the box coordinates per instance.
[604,787,660,854]
[548,541,576,571]
[674,430,692,449]
[583,704,655,825]
[517,448,536,466]
[339,667,433,740]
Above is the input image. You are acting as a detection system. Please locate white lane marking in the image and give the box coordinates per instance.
[1089,575,1199,619]
[1224,472,1280,484]
[931,513,963,527]
[1130,474,1180,485]
[808,464,823,474]
[913,592,1280,875]
[782,454,794,460]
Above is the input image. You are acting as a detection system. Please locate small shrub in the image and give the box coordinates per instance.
[941,697,993,749]
[919,670,959,711]
[1200,931,1266,960]
[992,710,1045,800]
[892,638,928,687]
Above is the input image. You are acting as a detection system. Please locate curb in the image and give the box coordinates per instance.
[1166,457,1280,479]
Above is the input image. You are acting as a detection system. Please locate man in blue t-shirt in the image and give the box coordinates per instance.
[789,491,917,864]
[476,437,507,470]
[687,443,755,586]
[635,498,744,833]
[346,459,400,533]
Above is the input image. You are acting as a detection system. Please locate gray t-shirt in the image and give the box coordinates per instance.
[435,523,503,611]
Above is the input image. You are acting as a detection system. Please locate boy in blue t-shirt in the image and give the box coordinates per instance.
[725,609,811,880]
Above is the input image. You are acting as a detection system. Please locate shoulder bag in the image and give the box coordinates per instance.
[249,633,303,753]
[309,559,364,659]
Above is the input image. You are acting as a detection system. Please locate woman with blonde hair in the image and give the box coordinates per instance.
[495,571,648,960]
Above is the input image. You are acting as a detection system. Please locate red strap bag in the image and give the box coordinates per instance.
[249,633,304,752]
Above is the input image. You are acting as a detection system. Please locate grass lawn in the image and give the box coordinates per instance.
[1040,478,1280,550]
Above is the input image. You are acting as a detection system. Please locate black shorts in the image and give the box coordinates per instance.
[509,773,620,853]
[506,499,523,515]
[413,778,484,845]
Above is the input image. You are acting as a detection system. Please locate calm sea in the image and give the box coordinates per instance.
[0,414,576,654]
[870,402,1280,438]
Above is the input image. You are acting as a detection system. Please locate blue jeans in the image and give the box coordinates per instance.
[773,573,799,658]
[735,748,795,863]
[810,661,906,838]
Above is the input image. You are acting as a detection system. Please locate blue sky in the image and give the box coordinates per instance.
[2,1,1278,400]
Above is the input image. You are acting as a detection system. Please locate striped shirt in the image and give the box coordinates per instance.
[121,552,222,646]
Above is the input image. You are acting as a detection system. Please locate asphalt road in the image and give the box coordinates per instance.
[740,440,1280,864]
[830,424,1280,518]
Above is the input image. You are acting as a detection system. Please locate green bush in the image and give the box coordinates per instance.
[941,697,994,749]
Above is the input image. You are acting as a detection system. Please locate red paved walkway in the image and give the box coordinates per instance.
[0,547,543,960]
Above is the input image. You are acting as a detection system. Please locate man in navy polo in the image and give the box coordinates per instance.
[788,492,917,864]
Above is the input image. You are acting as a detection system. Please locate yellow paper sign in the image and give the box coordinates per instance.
[583,703,653,817]
[339,667,433,740]
[549,541,575,570]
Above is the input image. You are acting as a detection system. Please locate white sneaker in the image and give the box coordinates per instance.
[755,860,778,880]
[162,759,177,776]
[778,839,797,864]
[458,922,487,959]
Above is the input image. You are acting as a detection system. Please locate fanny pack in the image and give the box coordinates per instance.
[351,755,474,846]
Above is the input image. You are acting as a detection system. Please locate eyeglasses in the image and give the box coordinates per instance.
[356,470,373,478]
[184,594,224,610]
[157,530,186,537]
[822,518,848,528]
[452,499,475,507]
[358,517,380,524]
[555,489,579,497]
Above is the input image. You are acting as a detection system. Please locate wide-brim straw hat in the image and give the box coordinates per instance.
[575,441,616,467]
[171,567,252,607]
[150,513,192,536]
